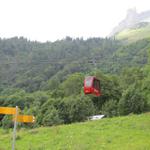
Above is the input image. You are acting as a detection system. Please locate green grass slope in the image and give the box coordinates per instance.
[116,22,150,43]
[1,113,150,150]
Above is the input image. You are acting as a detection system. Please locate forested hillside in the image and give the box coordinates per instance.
[0,37,121,92]
[0,31,150,127]
[0,36,149,91]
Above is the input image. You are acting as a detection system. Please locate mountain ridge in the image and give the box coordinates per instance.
[109,8,150,37]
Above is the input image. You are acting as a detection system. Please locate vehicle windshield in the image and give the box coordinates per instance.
[85,77,93,87]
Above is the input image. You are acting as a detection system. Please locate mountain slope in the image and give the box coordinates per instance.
[110,8,150,37]
[115,22,150,43]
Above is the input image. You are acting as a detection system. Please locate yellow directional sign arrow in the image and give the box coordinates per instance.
[0,107,20,115]
[13,115,35,123]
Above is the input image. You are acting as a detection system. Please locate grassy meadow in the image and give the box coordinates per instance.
[116,24,150,43]
[0,113,150,150]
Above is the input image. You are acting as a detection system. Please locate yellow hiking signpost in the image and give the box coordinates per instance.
[0,106,35,150]
[13,115,35,123]
[0,107,20,115]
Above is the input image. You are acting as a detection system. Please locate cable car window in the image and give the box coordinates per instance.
[93,79,100,90]
[85,78,93,87]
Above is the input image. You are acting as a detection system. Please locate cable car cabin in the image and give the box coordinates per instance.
[84,76,101,96]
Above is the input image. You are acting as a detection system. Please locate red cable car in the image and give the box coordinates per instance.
[84,76,101,96]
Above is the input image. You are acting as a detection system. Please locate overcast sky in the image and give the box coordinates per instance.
[0,0,149,42]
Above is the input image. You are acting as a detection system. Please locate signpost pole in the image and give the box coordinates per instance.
[12,106,18,150]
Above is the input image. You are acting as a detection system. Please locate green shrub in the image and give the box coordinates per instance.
[102,100,119,117]
[2,115,13,129]
[118,84,148,115]
[42,106,63,126]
